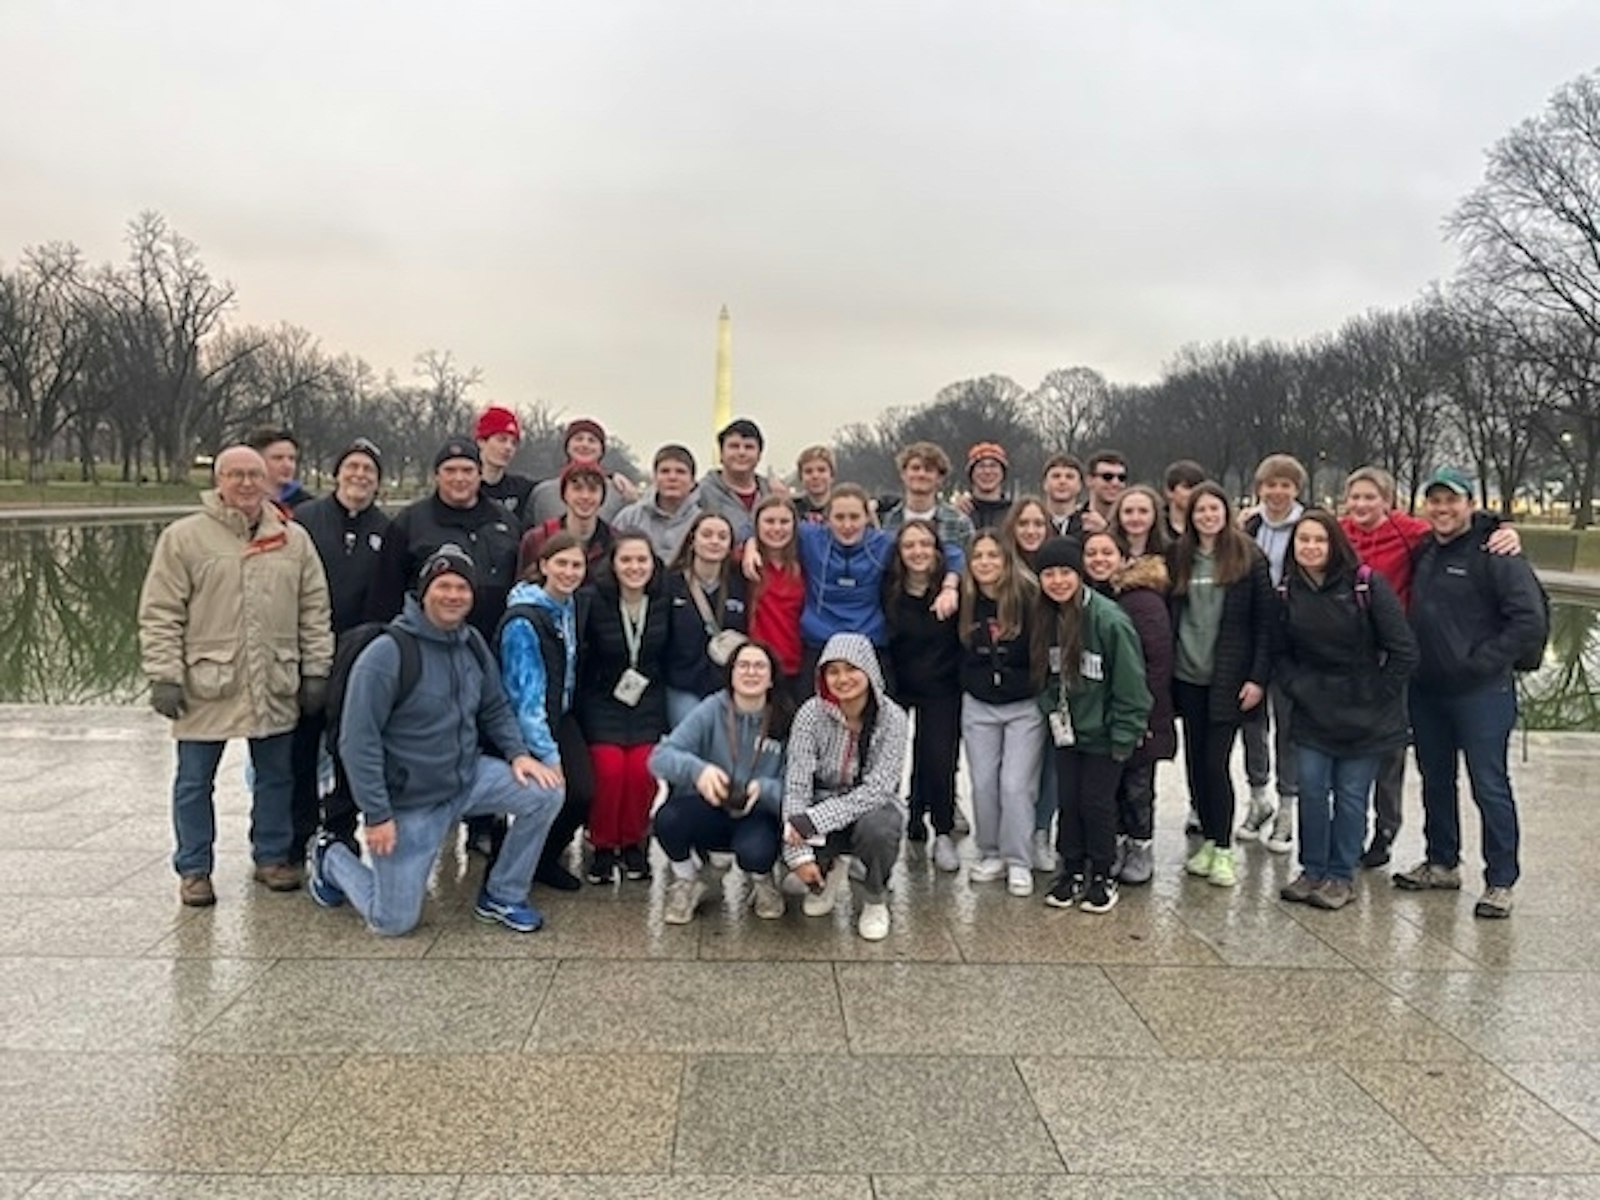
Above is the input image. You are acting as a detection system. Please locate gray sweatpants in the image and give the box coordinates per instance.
[1243,683,1298,799]
[961,695,1046,870]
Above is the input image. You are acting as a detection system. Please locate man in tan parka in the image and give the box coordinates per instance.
[138,444,334,907]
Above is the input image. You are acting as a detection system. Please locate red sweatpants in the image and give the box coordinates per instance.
[588,742,656,851]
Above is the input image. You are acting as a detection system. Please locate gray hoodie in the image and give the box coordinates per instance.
[781,633,909,867]
[696,469,777,542]
[339,594,529,825]
[612,491,703,564]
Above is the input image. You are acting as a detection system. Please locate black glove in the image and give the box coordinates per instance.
[299,676,329,716]
[150,681,187,720]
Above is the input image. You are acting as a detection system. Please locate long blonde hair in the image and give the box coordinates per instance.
[959,531,1035,646]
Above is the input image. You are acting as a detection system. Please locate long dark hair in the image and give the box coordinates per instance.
[882,518,945,628]
[1289,509,1360,585]
[722,639,795,740]
[1030,570,1085,690]
[597,531,662,595]
[1170,481,1257,594]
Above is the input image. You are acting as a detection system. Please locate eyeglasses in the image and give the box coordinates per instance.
[1096,471,1127,482]
[217,469,267,482]
[734,661,771,672]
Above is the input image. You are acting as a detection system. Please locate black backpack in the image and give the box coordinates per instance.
[1513,574,1552,673]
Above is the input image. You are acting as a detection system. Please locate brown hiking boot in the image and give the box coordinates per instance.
[179,874,216,907]
[252,863,304,892]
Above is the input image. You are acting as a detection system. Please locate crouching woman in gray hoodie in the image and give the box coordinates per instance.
[780,632,910,942]
[649,640,792,925]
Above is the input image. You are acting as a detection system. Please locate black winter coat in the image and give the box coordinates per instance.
[960,593,1036,705]
[579,581,671,746]
[1169,548,1276,725]
[1409,531,1547,691]
[295,495,391,634]
[662,571,749,698]
[883,585,962,705]
[1108,555,1177,764]
[1273,566,1418,757]
[364,493,523,643]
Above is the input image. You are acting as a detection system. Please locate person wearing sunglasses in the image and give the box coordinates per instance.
[1081,450,1129,535]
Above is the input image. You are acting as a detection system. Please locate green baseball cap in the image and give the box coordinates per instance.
[1422,467,1472,497]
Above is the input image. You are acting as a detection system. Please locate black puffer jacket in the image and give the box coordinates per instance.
[579,579,671,746]
[294,495,391,634]
[883,584,962,705]
[662,570,749,698]
[364,493,522,642]
[1169,547,1276,725]
[1274,565,1418,756]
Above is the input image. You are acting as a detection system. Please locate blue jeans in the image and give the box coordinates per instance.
[1409,679,1521,888]
[172,734,294,875]
[324,755,562,936]
[1294,745,1379,884]
[667,688,703,730]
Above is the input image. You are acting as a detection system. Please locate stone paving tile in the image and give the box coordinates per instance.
[1392,904,1600,970]
[1375,971,1600,1062]
[875,1179,1278,1199]
[189,959,553,1054]
[0,849,167,897]
[0,896,197,958]
[18,1176,462,1198]
[0,1176,33,1199]
[1105,966,1471,1061]
[455,1176,874,1199]
[1015,1058,1442,1176]
[0,809,104,849]
[1269,1176,1600,1198]
[674,1055,1063,1174]
[695,904,964,962]
[0,1052,331,1172]
[0,957,269,1052]
[1278,898,1482,971]
[1342,1060,1600,1174]
[1166,893,1358,969]
[945,899,1225,966]
[270,1054,681,1173]
[426,896,701,961]
[146,893,445,959]
[837,963,1163,1057]
[528,961,847,1054]
[74,813,258,854]
[1495,1062,1600,1144]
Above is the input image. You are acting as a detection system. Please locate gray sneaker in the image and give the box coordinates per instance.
[1307,878,1353,910]
[662,876,706,924]
[1393,860,1463,891]
[1474,886,1514,919]
[1264,806,1295,854]
[1236,790,1274,842]
[1279,872,1321,904]
[1119,838,1154,886]
[932,834,961,873]
[749,872,785,920]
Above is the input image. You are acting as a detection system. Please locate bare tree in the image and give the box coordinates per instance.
[0,244,93,483]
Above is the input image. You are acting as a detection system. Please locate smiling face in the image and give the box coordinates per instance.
[214,447,269,519]
[654,458,695,504]
[800,458,833,500]
[692,516,733,566]
[897,524,939,577]
[730,645,774,703]
[1191,493,1228,539]
[436,459,481,508]
[1012,503,1048,553]
[1082,532,1122,583]
[541,545,587,599]
[900,456,943,499]
[1343,479,1388,529]
[1044,465,1082,506]
[827,496,868,545]
[421,573,474,629]
[565,430,604,462]
[334,451,379,510]
[1258,475,1300,519]
[1425,487,1472,539]
[1040,564,1081,603]
[612,538,656,592]
[968,535,1005,590]
[757,502,795,551]
[1115,491,1155,540]
[970,458,1005,496]
[1089,460,1127,505]
[719,434,762,477]
[822,659,869,706]
[563,476,605,520]
[1293,520,1329,575]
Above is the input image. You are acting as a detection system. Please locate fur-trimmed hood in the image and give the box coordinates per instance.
[1114,553,1170,597]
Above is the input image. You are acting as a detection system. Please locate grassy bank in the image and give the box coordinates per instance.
[1513,526,1600,572]
[0,479,203,507]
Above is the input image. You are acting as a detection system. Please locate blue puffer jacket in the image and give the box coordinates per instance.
[499,580,579,765]
[339,595,529,825]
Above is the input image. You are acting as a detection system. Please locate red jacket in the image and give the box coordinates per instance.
[749,560,805,676]
[1341,512,1428,609]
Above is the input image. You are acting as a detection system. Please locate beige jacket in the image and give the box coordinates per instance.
[138,492,334,740]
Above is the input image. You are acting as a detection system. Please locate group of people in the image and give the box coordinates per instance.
[136,407,1549,943]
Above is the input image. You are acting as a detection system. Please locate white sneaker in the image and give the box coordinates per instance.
[932,834,961,873]
[1265,806,1295,854]
[968,857,1007,883]
[1030,830,1058,873]
[1237,787,1274,842]
[749,871,785,920]
[662,876,705,925]
[1007,865,1034,897]
[857,901,890,941]
[802,861,847,917]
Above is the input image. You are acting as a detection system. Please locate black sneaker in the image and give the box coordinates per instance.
[1044,872,1087,909]
[534,860,582,892]
[1359,830,1394,870]
[587,849,619,885]
[1080,874,1119,914]
[621,844,652,881]
[464,816,504,858]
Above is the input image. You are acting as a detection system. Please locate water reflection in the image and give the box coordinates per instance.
[4,519,1600,729]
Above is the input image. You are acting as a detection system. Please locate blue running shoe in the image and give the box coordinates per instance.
[474,891,544,933]
[307,834,346,908]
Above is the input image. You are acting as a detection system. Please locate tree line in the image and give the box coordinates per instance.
[838,70,1600,526]
[0,212,638,488]
[3,70,1598,521]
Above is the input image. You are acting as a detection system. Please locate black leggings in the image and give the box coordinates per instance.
[1173,680,1242,849]
[905,689,961,837]
[1055,747,1123,877]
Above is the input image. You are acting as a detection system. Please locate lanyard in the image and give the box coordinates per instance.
[621,596,649,669]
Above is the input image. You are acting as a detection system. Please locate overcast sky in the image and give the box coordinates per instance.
[2,2,1596,468]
